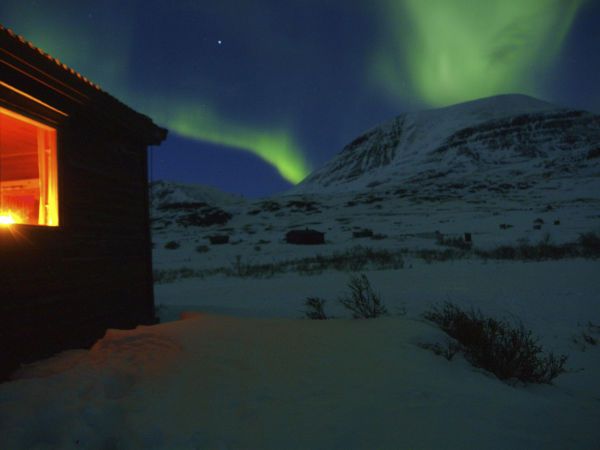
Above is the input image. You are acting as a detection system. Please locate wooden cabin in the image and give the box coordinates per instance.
[0,25,167,379]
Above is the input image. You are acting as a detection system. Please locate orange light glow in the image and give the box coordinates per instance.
[0,211,20,226]
[0,106,59,226]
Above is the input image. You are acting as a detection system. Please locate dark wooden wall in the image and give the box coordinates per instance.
[0,113,156,380]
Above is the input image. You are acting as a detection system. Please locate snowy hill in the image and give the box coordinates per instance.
[150,180,244,209]
[150,180,247,232]
[293,94,600,195]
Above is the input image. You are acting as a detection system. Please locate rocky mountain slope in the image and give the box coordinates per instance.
[293,94,600,198]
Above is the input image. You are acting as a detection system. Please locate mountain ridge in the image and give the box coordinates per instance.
[292,94,600,195]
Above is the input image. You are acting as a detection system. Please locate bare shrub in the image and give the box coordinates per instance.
[304,297,330,320]
[572,321,600,351]
[424,302,568,384]
[578,232,600,257]
[154,267,199,283]
[436,233,472,250]
[418,340,461,361]
[339,274,388,319]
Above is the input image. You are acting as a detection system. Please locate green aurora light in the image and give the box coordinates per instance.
[375,0,586,107]
[140,100,311,184]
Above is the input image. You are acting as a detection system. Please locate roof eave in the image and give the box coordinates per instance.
[0,24,168,146]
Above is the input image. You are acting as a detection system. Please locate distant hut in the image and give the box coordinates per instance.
[286,229,325,245]
[209,234,230,245]
[0,25,167,379]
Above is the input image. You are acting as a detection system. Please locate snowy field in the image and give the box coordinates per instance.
[1,259,599,449]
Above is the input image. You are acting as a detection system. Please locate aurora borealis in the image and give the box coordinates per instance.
[375,0,587,106]
[1,0,598,196]
[138,97,309,184]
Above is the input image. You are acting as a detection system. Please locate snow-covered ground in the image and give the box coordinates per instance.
[1,264,599,449]
[2,277,600,449]
[2,243,599,449]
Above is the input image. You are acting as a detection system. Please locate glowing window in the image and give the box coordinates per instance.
[0,107,59,226]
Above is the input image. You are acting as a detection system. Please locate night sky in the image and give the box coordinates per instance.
[1,0,599,197]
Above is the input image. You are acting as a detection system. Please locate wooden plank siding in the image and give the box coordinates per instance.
[1,117,158,379]
[1,26,166,379]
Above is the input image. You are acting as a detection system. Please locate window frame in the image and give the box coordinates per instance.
[0,105,60,228]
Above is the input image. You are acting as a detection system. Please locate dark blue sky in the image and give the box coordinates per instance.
[1,0,599,197]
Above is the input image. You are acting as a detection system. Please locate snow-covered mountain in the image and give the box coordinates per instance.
[150,180,244,209]
[293,94,600,195]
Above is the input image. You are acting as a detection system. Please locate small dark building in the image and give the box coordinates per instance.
[286,229,325,245]
[209,235,230,245]
[0,26,167,379]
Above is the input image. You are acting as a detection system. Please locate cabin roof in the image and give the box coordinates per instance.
[0,24,167,145]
